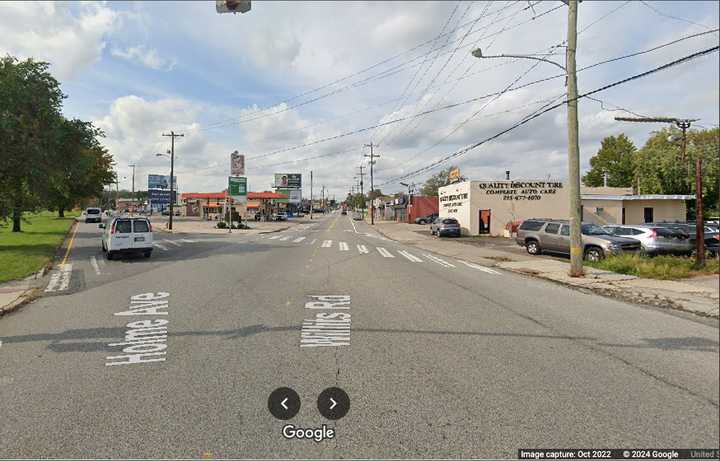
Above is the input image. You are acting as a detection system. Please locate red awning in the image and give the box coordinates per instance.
[247,191,287,200]
[246,203,260,209]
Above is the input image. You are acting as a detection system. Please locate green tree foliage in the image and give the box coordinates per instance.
[420,166,466,196]
[635,127,719,215]
[0,56,64,231]
[344,193,366,210]
[582,134,637,187]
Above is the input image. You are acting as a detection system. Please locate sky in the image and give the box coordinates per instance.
[1,0,718,199]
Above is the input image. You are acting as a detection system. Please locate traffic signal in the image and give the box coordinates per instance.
[216,0,251,14]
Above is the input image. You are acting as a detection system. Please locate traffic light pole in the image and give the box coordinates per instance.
[364,142,379,225]
[162,131,184,230]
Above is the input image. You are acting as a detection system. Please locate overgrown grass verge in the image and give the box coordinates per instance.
[0,211,79,283]
[587,253,720,280]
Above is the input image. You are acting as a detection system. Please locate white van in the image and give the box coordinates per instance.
[100,217,154,260]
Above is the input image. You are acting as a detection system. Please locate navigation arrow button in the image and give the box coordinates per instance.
[268,387,300,420]
[329,398,337,410]
[317,387,349,420]
[281,397,289,410]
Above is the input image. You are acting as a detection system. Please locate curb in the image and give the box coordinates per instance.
[258,225,291,234]
[0,287,41,317]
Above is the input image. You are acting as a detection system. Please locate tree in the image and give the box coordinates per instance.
[420,166,466,196]
[0,56,64,231]
[582,134,637,187]
[635,127,719,216]
[45,118,115,217]
[367,188,384,200]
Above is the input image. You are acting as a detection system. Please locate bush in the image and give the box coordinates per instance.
[216,221,227,229]
[587,253,720,280]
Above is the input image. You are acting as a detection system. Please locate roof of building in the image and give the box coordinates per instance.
[581,194,696,201]
[248,191,287,200]
[181,192,227,200]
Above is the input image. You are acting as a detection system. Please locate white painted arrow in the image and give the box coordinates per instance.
[329,397,338,410]
[281,397,289,410]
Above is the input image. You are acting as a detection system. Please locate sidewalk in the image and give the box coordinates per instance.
[149,217,296,235]
[0,270,45,317]
[373,221,720,318]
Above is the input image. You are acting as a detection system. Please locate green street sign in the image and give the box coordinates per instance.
[229,176,247,196]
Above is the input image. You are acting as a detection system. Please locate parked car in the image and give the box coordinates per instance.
[430,217,461,237]
[341,210,347,215]
[352,211,363,221]
[415,213,438,225]
[515,219,641,261]
[99,217,153,260]
[602,224,693,256]
[649,222,719,257]
[83,207,102,223]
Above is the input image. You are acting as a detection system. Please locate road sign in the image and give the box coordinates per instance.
[216,0,251,14]
[274,173,301,189]
[230,151,245,176]
[229,176,247,203]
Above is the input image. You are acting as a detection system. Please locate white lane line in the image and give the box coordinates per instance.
[153,242,169,251]
[97,256,106,268]
[321,239,332,248]
[357,244,368,254]
[180,238,196,243]
[339,241,349,251]
[90,256,102,275]
[163,239,182,247]
[376,247,395,258]
[293,236,306,243]
[268,235,281,240]
[398,250,423,262]
[458,260,501,274]
[423,253,455,268]
[349,216,358,233]
[310,239,317,245]
[279,235,291,241]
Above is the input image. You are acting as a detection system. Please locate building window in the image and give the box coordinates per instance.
[644,207,654,223]
[596,207,604,214]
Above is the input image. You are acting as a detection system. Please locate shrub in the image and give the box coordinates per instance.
[216,221,227,229]
[587,253,720,280]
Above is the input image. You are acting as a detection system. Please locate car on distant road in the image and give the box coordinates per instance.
[516,219,641,261]
[99,216,153,260]
[82,207,102,223]
[272,212,288,221]
[341,210,347,215]
[430,217,461,237]
[352,211,363,221]
[602,224,693,256]
[415,213,438,225]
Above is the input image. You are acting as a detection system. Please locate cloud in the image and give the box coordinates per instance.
[0,2,116,79]
[111,45,176,71]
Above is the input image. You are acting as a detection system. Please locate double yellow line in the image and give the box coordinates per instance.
[60,221,80,267]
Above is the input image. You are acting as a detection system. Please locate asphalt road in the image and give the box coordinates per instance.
[0,212,718,458]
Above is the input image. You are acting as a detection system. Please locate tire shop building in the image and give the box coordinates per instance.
[438,180,693,237]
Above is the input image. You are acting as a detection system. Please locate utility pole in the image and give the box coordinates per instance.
[566,0,583,277]
[614,116,703,265]
[162,131,184,230]
[129,163,136,215]
[357,165,365,218]
[310,170,313,220]
[364,142,380,225]
[321,185,326,213]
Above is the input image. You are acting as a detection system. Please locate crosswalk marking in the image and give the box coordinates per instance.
[321,240,332,248]
[398,250,422,262]
[90,256,102,275]
[293,236,306,243]
[163,239,181,247]
[357,244,368,254]
[180,238,196,243]
[153,242,168,251]
[268,235,281,240]
[423,253,455,268]
[376,247,394,258]
[279,235,291,241]
[339,241,349,251]
[45,264,72,293]
[458,260,501,275]
[310,239,317,245]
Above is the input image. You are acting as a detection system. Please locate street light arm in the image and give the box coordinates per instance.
[472,49,567,72]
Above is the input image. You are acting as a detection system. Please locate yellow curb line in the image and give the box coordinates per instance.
[60,221,79,267]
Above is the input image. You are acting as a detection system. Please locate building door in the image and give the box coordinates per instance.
[479,209,491,234]
[644,207,654,223]
[622,207,626,224]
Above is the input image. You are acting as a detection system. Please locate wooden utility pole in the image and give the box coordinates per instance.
[566,0,583,277]
[357,165,365,218]
[162,131,184,230]
[364,142,380,225]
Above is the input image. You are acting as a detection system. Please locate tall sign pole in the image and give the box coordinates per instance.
[364,142,380,225]
[695,158,705,266]
[310,170,313,220]
[566,0,583,277]
[162,131,184,230]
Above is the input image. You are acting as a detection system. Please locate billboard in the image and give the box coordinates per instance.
[275,188,301,205]
[148,189,176,211]
[228,176,247,203]
[273,173,301,189]
[148,174,177,190]
[230,151,245,176]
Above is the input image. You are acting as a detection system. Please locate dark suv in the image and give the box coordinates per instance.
[515,219,641,261]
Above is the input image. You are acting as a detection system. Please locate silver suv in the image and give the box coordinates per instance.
[516,219,641,261]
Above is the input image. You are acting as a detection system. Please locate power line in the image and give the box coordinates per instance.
[200,2,561,132]
[379,45,719,187]
[640,0,714,30]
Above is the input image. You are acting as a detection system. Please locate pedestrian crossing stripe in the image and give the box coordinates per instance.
[279,236,291,241]
[376,247,394,258]
[398,250,422,262]
[339,242,349,251]
[321,240,332,248]
[293,236,306,243]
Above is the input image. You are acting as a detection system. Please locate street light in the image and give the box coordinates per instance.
[156,149,176,230]
[471,1,583,277]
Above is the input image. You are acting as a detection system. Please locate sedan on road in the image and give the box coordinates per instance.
[430,217,461,237]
